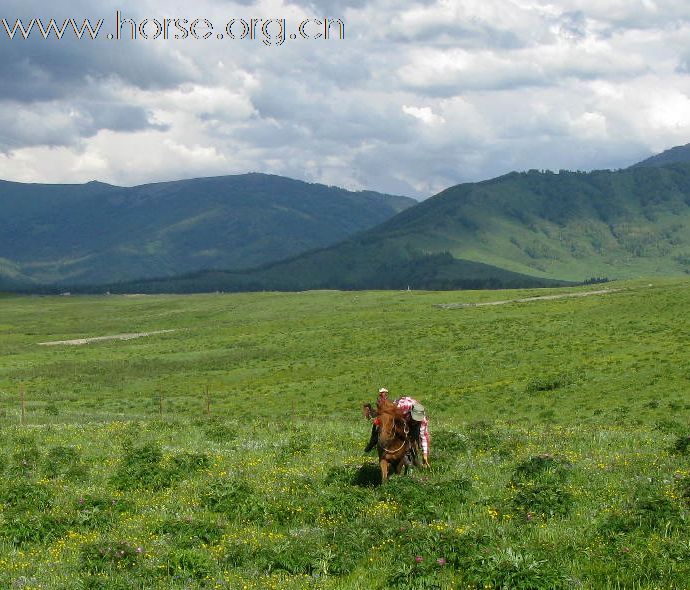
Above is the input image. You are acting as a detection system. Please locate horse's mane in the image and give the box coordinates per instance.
[377,398,405,419]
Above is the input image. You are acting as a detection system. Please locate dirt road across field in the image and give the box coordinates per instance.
[38,329,176,346]
[436,288,623,309]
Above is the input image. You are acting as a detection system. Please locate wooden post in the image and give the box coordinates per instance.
[158,389,163,418]
[20,383,25,425]
[205,385,211,417]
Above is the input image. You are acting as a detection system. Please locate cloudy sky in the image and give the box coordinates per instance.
[1,0,690,197]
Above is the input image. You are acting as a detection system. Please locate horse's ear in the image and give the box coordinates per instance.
[362,403,372,419]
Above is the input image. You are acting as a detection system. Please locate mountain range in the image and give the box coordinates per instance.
[0,174,414,286]
[2,143,690,293]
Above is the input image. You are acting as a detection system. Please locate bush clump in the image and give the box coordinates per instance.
[111,442,168,491]
[158,517,224,549]
[671,435,690,455]
[200,478,255,516]
[44,445,88,480]
[164,548,215,580]
[111,442,209,491]
[507,454,573,519]
[525,373,573,394]
[74,495,134,530]
[80,540,143,572]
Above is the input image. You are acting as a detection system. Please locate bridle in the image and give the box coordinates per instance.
[377,415,409,455]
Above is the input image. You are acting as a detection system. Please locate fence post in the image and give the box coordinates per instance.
[205,385,211,417]
[20,383,26,425]
[158,389,163,418]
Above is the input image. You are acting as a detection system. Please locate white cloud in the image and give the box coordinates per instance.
[1,0,690,196]
[402,105,445,125]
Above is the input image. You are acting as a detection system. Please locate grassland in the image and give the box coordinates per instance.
[0,279,689,589]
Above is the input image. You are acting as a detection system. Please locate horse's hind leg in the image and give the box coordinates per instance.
[395,459,406,475]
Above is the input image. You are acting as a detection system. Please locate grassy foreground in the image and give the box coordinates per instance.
[0,279,689,589]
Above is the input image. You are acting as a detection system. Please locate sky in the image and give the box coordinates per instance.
[2,0,690,198]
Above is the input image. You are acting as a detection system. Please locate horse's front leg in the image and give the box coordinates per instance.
[380,458,389,482]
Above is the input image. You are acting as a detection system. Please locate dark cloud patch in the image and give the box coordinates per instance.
[675,52,690,74]
[0,39,197,102]
[283,0,377,12]
[0,99,164,150]
[77,102,168,135]
[0,0,198,103]
[557,11,587,41]
[388,20,525,50]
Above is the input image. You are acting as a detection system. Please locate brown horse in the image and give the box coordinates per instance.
[374,399,411,482]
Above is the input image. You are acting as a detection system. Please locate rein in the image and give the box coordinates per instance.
[378,418,409,455]
[381,438,407,455]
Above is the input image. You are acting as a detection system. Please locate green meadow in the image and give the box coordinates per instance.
[0,279,689,589]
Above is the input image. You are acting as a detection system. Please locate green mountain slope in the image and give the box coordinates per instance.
[0,174,414,285]
[104,163,690,293]
[359,165,690,281]
[632,143,690,168]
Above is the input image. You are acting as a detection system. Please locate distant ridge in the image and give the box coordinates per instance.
[631,142,690,168]
[0,173,415,286]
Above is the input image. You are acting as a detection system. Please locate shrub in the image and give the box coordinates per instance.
[9,441,41,477]
[465,421,503,452]
[111,442,168,491]
[44,445,87,480]
[387,561,449,590]
[510,481,573,519]
[252,534,322,575]
[283,425,312,456]
[200,478,255,516]
[157,517,224,548]
[633,486,681,531]
[512,454,568,480]
[463,547,569,589]
[671,435,690,455]
[44,402,59,416]
[0,513,68,546]
[525,373,573,394]
[654,419,684,435]
[432,429,469,454]
[74,495,134,530]
[166,452,210,479]
[601,480,684,536]
[508,455,573,518]
[80,540,143,572]
[164,548,214,580]
[0,480,52,511]
[200,418,238,443]
[111,443,206,491]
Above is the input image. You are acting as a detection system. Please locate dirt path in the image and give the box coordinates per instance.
[436,288,622,309]
[38,329,176,346]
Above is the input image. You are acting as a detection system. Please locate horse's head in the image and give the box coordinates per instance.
[376,401,408,445]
